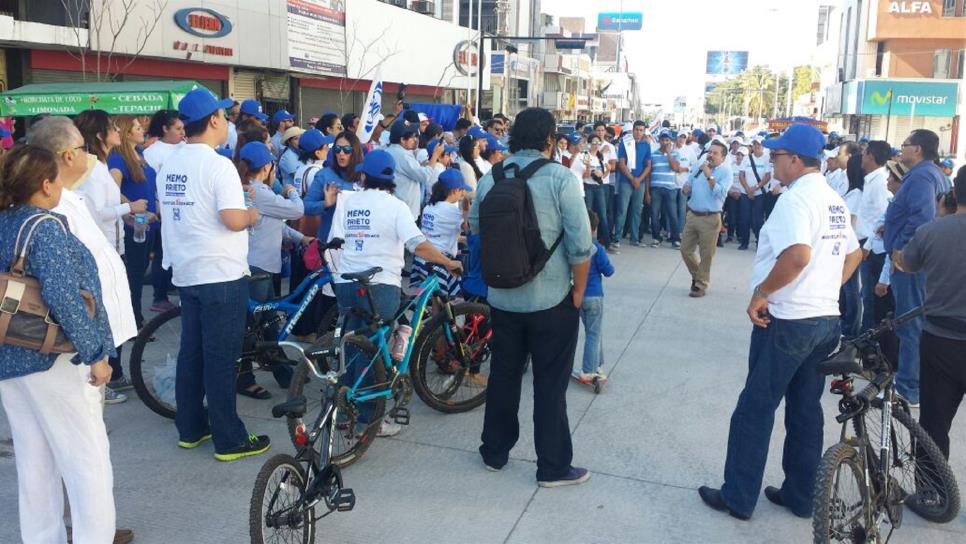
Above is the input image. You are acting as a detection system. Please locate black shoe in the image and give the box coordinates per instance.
[690,280,699,292]
[738,244,749,250]
[698,486,750,520]
[716,239,724,248]
[764,486,810,518]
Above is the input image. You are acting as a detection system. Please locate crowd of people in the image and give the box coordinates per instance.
[0,81,963,543]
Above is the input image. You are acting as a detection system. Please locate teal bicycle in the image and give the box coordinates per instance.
[286,265,493,467]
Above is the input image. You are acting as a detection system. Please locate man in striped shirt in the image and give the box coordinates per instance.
[648,130,689,248]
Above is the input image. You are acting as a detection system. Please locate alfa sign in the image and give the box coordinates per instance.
[860,80,958,117]
[597,12,643,31]
[887,1,934,14]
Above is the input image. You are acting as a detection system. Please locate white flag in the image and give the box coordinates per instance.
[621,132,636,170]
[357,67,384,144]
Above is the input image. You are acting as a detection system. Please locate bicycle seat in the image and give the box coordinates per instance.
[816,346,862,376]
[341,267,383,284]
[271,395,307,419]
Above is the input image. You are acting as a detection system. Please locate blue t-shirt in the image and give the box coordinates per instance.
[616,140,652,185]
[649,150,682,190]
[107,150,158,230]
[585,241,615,297]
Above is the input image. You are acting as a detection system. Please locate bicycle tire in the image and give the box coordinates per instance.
[315,301,339,338]
[411,302,492,413]
[287,333,386,467]
[813,442,874,544]
[129,306,182,419]
[249,454,315,544]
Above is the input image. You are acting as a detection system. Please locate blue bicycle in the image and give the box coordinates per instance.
[129,239,346,419]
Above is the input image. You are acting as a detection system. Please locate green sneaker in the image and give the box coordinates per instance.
[214,434,271,462]
[177,433,212,449]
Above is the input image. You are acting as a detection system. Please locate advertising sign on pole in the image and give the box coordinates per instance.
[597,12,643,31]
[287,0,347,76]
[705,51,749,75]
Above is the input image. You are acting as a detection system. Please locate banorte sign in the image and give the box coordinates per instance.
[172,7,234,57]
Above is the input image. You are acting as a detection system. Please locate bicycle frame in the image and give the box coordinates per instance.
[247,267,336,342]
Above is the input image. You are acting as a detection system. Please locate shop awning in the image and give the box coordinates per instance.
[0,80,212,117]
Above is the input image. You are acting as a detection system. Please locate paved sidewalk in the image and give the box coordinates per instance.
[2,241,965,543]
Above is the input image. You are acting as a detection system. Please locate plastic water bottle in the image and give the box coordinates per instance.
[133,212,148,243]
[390,325,413,361]
[243,186,254,234]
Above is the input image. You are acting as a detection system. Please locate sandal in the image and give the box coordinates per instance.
[237,384,272,400]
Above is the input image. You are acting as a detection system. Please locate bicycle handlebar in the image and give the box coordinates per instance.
[835,368,892,423]
[849,307,923,346]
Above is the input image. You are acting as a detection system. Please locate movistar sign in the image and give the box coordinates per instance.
[860,80,958,117]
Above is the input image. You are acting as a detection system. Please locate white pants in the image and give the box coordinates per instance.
[0,354,116,544]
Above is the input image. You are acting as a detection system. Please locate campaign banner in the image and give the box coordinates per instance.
[357,67,384,144]
[287,0,347,77]
[706,51,748,75]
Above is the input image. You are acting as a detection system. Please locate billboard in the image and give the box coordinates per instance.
[287,0,347,77]
[597,12,643,31]
[859,80,959,117]
[706,51,748,75]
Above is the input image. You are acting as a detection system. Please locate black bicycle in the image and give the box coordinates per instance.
[812,309,960,543]
[249,341,356,544]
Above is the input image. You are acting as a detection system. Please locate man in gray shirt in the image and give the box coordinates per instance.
[899,166,966,459]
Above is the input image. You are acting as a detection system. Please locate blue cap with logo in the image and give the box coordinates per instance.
[298,128,335,154]
[566,132,583,146]
[240,99,268,123]
[273,109,294,124]
[439,168,473,191]
[178,88,234,124]
[359,149,396,181]
[390,120,419,142]
[763,124,826,160]
[468,126,488,139]
[427,139,457,157]
[658,129,674,140]
[940,158,955,169]
[485,135,508,153]
[240,141,275,169]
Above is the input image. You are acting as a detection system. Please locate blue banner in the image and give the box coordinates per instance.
[491,53,505,75]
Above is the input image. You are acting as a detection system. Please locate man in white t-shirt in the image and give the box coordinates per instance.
[674,131,695,235]
[700,124,862,521]
[157,89,268,462]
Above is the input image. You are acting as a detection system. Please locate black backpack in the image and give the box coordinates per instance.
[478,158,563,289]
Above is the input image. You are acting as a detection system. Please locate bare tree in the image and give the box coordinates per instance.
[339,21,401,113]
[61,0,168,82]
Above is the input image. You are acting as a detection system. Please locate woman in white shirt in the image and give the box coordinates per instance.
[411,169,470,297]
[458,136,484,194]
[74,110,148,256]
[841,152,866,338]
[143,110,185,172]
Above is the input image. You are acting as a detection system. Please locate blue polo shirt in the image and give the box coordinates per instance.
[649,150,682,190]
[687,162,732,213]
[617,139,652,185]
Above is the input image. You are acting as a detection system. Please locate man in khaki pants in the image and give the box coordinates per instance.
[680,139,733,297]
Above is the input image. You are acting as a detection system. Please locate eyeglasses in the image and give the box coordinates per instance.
[333,145,353,155]
[64,144,87,155]
[769,152,792,162]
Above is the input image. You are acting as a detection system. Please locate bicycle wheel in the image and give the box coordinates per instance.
[813,442,874,544]
[857,400,961,523]
[315,301,339,338]
[249,454,315,544]
[129,306,182,419]
[411,302,492,413]
[288,333,386,467]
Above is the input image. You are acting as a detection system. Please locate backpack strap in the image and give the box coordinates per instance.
[516,158,552,181]
[748,154,762,183]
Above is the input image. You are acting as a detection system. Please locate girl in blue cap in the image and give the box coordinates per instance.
[411,169,470,298]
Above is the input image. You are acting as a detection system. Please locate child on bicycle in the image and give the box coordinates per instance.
[411,169,470,298]
[576,209,614,382]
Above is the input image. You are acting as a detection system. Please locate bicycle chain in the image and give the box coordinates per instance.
[389,374,413,416]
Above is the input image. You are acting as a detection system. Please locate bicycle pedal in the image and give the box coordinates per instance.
[393,407,410,425]
[336,488,356,512]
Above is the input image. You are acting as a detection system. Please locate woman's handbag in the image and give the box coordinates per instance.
[0,213,95,354]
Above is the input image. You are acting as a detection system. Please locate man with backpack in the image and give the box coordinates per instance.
[469,107,595,488]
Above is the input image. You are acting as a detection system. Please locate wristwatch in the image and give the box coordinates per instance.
[753,284,770,299]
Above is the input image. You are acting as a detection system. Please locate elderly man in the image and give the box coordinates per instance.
[386,120,443,219]
[885,129,943,407]
[700,124,862,520]
[679,139,732,297]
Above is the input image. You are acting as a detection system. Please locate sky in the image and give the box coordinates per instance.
[539,0,825,110]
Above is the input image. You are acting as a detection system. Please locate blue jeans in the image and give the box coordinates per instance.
[584,183,611,246]
[720,316,841,518]
[123,227,155,329]
[859,257,878,332]
[605,184,617,241]
[839,271,861,339]
[238,267,293,390]
[675,189,687,234]
[334,282,401,423]
[737,194,765,247]
[614,181,645,244]
[151,229,172,304]
[650,187,680,242]
[579,296,604,374]
[175,278,250,453]
[891,270,925,403]
[725,196,739,238]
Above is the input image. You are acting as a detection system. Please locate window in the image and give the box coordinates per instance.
[934,49,952,78]
[875,42,885,77]
[942,0,956,16]
[955,49,966,79]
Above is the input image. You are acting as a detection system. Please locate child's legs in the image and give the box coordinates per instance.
[580,297,604,374]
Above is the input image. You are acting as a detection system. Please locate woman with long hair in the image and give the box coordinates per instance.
[840,149,865,338]
[0,145,118,543]
[143,109,184,172]
[458,135,483,194]
[306,130,364,242]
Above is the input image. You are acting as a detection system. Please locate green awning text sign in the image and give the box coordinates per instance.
[860,80,959,117]
[0,81,209,117]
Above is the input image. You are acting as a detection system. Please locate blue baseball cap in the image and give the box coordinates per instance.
[273,109,294,124]
[439,168,473,191]
[566,133,583,146]
[240,99,268,123]
[239,141,275,169]
[389,120,419,142]
[468,126,488,139]
[658,129,674,140]
[485,135,508,153]
[359,149,396,180]
[178,88,234,124]
[859,136,870,142]
[298,129,335,154]
[691,128,704,137]
[427,139,457,157]
[940,158,954,169]
[763,124,825,160]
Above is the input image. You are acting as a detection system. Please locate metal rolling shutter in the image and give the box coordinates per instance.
[300,87,346,124]
[28,69,86,85]
[232,70,258,102]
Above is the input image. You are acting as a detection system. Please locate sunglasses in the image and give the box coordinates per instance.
[333,145,353,155]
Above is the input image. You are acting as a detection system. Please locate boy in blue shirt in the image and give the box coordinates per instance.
[577,209,615,381]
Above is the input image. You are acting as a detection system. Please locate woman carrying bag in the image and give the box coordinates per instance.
[0,145,118,543]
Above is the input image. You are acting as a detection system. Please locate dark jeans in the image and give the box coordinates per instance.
[919,331,966,459]
[584,183,611,246]
[237,267,293,390]
[605,184,616,242]
[859,255,878,332]
[124,227,155,329]
[737,194,764,247]
[720,315,840,518]
[151,230,172,304]
[289,246,322,336]
[839,271,861,339]
[763,192,779,221]
[480,294,580,481]
[892,270,925,404]
[650,187,680,242]
[724,196,739,238]
[175,278,250,453]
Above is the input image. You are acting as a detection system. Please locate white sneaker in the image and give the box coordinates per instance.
[575,371,597,382]
[377,417,402,437]
[104,388,128,405]
[595,368,608,380]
